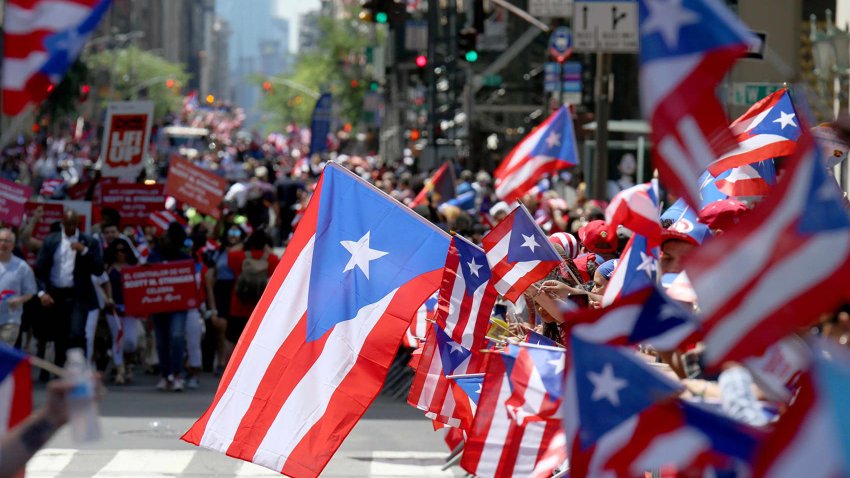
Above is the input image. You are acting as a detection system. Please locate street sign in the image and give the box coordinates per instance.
[544,62,582,104]
[549,27,573,63]
[728,82,784,107]
[404,20,427,51]
[529,0,574,19]
[573,0,638,53]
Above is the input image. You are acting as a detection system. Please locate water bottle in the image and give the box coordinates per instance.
[65,348,101,442]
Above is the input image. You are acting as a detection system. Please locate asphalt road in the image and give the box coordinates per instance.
[29,373,465,477]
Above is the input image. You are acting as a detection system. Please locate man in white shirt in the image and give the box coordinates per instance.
[35,210,103,368]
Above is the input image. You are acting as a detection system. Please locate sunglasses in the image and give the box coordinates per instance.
[228,229,242,237]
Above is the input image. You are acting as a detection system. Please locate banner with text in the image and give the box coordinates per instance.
[24,202,64,240]
[0,178,33,226]
[100,101,154,179]
[100,183,165,226]
[122,260,198,316]
[164,156,227,219]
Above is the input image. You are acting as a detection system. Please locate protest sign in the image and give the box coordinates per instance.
[24,202,64,240]
[164,155,227,218]
[0,178,33,226]
[122,260,198,316]
[100,183,165,226]
[100,101,154,179]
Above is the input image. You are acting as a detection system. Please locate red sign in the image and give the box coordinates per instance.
[24,202,64,240]
[100,101,153,178]
[164,156,227,219]
[100,183,165,226]
[122,260,198,316]
[0,178,33,226]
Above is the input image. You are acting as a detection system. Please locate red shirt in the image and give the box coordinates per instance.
[227,249,279,318]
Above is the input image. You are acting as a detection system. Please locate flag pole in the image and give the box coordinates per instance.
[29,355,69,378]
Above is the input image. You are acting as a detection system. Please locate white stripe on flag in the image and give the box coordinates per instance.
[705,231,850,364]
[1,53,49,90]
[199,237,315,450]
[716,133,791,160]
[417,341,445,411]
[638,54,701,117]
[485,232,511,267]
[460,282,489,349]
[0,375,13,434]
[495,260,540,297]
[586,415,638,475]
[251,287,399,471]
[476,376,513,478]
[515,421,547,475]
[4,2,93,35]
[629,427,708,474]
[572,306,640,343]
[442,268,468,337]
[496,156,558,199]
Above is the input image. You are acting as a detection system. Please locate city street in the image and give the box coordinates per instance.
[29,375,463,477]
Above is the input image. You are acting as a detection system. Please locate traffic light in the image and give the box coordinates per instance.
[359,0,405,26]
[78,84,90,102]
[205,94,215,104]
[369,81,379,92]
[415,54,428,68]
[165,79,176,89]
[458,28,478,63]
[262,81,272,92]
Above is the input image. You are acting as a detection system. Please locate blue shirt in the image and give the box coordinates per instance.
[0,256,37,325]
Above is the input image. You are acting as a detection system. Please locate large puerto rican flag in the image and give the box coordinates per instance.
[638,0,758,209]
[494,105,579,203]
[687,125,850,370]
[2,0,112,116]
[182,163,450,477]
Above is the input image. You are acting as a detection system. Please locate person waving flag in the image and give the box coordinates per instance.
[183,163,449,477]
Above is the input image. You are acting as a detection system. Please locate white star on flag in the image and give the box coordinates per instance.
[545,131,561,149]
[520,234,540,253]
[641,0,699,49]
[636,251,656,277]
[548,357,565,374]
[587,363,628,407]
[468,258,483,277]
[475,383,482,394]
[772,111,797,130]
[447,340,465,355]
[340,231,388,280]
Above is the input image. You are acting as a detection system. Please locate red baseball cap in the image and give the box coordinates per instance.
[578,220,617,254]
[698,199,749,232]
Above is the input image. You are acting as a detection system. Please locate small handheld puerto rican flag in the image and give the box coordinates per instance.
[148,210,186,235]
[0,345,32,444]
[483,204,562,302]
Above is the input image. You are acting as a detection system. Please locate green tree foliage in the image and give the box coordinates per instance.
[261,14,381,129]
[85,46,190,119]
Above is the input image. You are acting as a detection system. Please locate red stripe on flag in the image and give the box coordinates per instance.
[181,175,324,446]
[280,268,444,477]
[9,360,32,428]
[3,31,51,58]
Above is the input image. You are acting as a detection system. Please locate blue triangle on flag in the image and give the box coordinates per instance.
[814,340,850,462]
[628,287,697,343]
[0,344,27,382]
[525,346,566,401]
[507,208,560,264]
[434,323,471,374]
[798,144,850,233]
[451,375,485,405]
[571,334,682,448]
[454,235,491,294]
